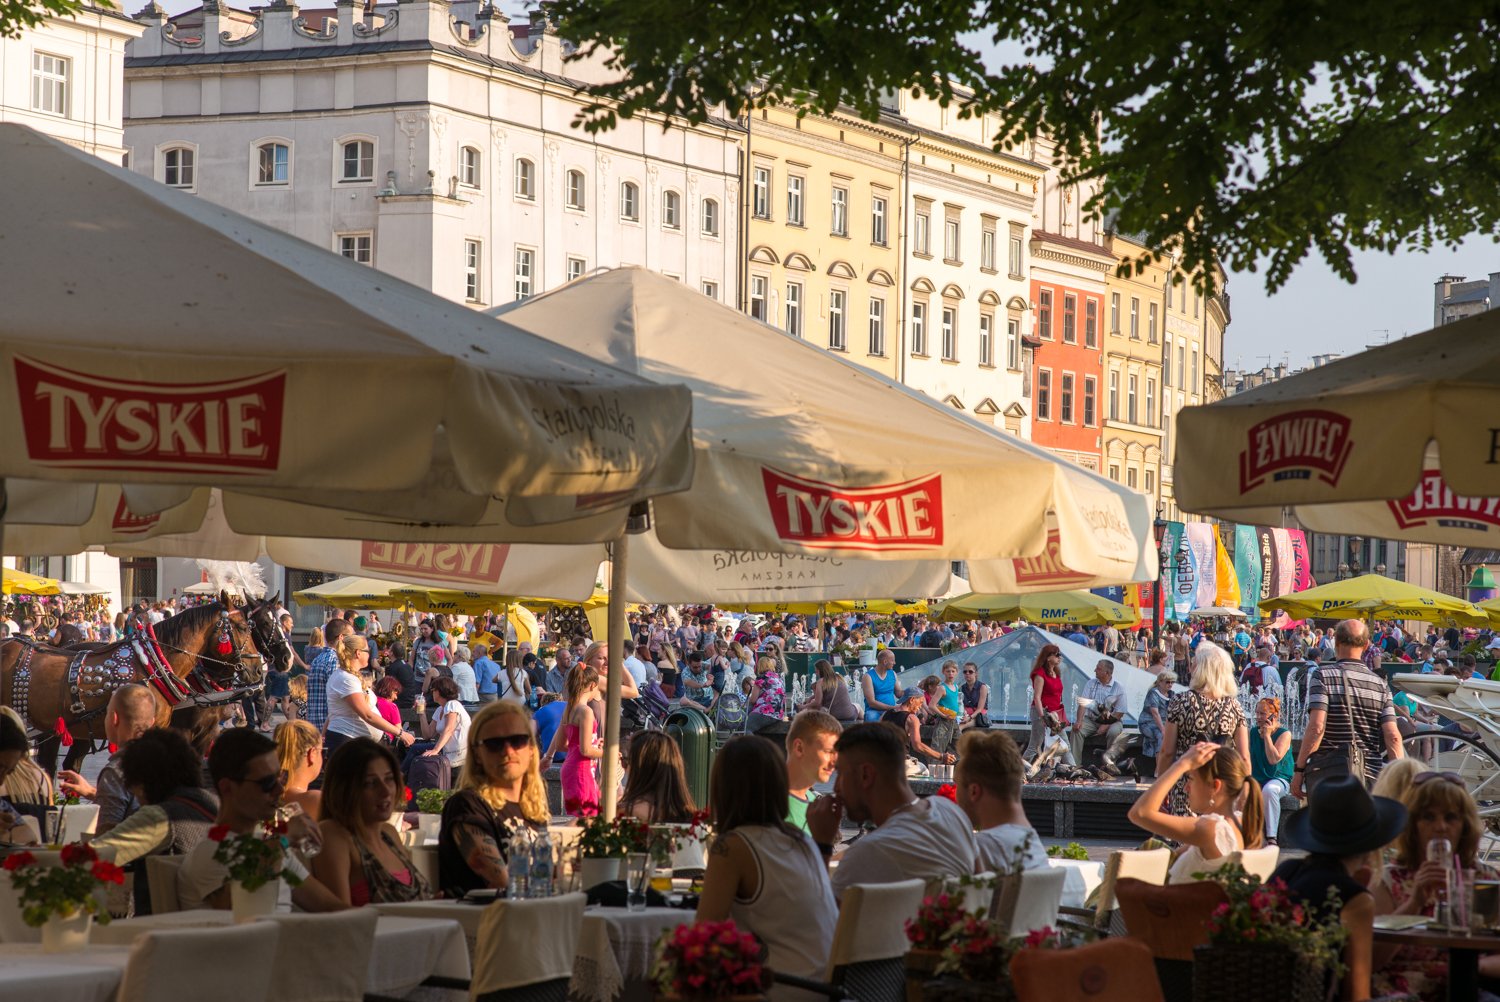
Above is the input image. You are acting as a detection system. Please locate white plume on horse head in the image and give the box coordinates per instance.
[194,560,267,601]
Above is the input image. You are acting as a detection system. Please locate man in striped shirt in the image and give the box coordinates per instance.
[1291,619,1404,797]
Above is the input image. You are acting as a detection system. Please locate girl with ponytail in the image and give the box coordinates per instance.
[1128,741,1264,883]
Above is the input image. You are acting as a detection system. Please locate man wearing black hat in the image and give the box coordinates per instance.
[1270,774,1407,1002]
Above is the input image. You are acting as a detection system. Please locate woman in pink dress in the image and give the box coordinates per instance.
[552,665,602,816]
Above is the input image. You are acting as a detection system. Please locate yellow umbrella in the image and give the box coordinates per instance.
[934,590,1136,627]
[0,568,62,596]
[291,576,406,606]
[1259,573,1487,627]
[1480,597,1500,627]
[734,599,928,616]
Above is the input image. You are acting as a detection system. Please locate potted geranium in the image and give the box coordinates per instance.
[413,787,455,844]
[1192,863,1346,1002]
[208,821,304,922]
[905,890,976,991]
[651,919,771,1001]
[577,815,654,887]
[2,843,124,952]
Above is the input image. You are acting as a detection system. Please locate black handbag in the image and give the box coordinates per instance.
[1304,664,1368,792]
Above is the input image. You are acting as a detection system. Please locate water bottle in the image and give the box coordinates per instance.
[507,827,532,900]
[529,829,553,898]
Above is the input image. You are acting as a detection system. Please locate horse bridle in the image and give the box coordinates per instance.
[148,607,265,699]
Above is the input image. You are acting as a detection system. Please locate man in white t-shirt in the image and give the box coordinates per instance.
[621,638,652,689]
[955,729,1048,874]
[807,722,977,900]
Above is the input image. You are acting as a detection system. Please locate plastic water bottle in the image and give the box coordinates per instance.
[529,829,553,898]
[507,828,531,900]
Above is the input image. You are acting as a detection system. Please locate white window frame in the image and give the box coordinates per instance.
[1146,378,1157,428]
[1129,297,1140,338]
[514,247,535,301]
[1110,292,1121,333]
[830,186,848,236]
[701,280,719,300]
[30,51,68,117]
[911,302,929,356]
[915,211,930,255]
[752,167,770,219]
[336,232,373,265]
[1060,372,1075,423]
[619,180,640,221]
[1084,375,1097,427]
[1006,318,1020,370]
[514,158,536,200]
[943,219,960,263]
[1128,373,1139,424]
[1109,369,1119,420]
[785,281,803,337]
[159,144,197,191]
[787,175,805,226]
[458,145,482,189]
[871,196,887,245]
[1037,368,1052,421]
[463,239,482,302]
[336,137,375,185]
[940,306,957,361]
[252,139,293,188]
[868,297,886,356]
[1062,294,1076,344]
[828,290,847,350]
[1148,302,1159,343]
[1085,299,1098,348]
[750,275,768,321]
[565,169,586,210]
[1007,234,1023,277]
[701,197,720,237]
[978,313,993,367]
[980,227,996,271]
[1037,288,1053,339]
[662,190,681,230]
[566,255,587,282]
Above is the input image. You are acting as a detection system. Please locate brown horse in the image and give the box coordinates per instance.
[0,594,290,771]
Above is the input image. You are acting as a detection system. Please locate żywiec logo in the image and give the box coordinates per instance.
[1239,409,1353,493]
[359,541,510,586]
[110,495,160,535]
[1388,470,1500,532]
[1012,531,1094,588]
[762,468,944,551]
[15,357,286,474]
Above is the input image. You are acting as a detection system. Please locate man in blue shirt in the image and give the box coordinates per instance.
[472,643,502,703]
[304,618,350,732]
[1065,627,1089,647]
[533,692,567,765]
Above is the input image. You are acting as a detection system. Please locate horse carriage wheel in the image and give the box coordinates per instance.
[1402,731,1500,861]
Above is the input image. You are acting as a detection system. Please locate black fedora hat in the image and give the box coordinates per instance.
[1285,774,1408,856]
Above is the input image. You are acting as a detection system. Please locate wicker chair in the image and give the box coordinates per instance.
[1113,876,1226,1002]
[773,879,926,1002]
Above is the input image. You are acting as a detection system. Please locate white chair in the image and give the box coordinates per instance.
[925,871,995,916]
[46,803,99,844]
[265,908,378,1002]
[471,891,588,1000]
[409,844,440,893]
[145,855,185,915]
[117,922,279,1002]
[993,867,1066,937]
[1060,847,1171,935]
[1231,846,1280,883]
[778,879,926,1002]
[0,845,118,944]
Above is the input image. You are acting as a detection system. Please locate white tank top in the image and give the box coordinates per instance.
[730,825,838,1001]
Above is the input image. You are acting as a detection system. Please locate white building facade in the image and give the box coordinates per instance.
[123,1,742,311]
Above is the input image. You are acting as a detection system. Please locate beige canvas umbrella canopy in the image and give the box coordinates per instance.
[0,124,695,560]
[1175,310,1500,543]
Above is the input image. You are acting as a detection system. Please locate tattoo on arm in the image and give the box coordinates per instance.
[709,834,732,858]
[455,823,506,880]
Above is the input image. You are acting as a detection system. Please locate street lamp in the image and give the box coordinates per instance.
[1349,535,1365,576]
[1152,507,1168,652]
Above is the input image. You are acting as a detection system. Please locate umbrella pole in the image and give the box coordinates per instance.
[0,479,6,601]
[600,534,629,821]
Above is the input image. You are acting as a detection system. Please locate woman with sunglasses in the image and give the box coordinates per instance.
[326,634,416,759]
[959,662,990,729]
[437,700,549,898]
[1026,645,1066,763]
[1372,771,1498,1000]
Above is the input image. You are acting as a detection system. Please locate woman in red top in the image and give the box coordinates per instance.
[1027,645,1066,762]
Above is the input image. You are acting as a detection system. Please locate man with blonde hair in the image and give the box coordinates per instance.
[955,729,1048,874]
[786,709,841,831]
[57,684,160,833]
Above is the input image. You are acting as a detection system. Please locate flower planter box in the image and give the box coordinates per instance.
[1192,943,1329,1002]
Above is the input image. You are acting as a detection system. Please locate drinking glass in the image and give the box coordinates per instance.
[277,802,319,857]
[625,852,651,912]
[1428,838,1453,926]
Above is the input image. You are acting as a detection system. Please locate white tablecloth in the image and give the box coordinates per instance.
[376,901,690,1002]
[1048,858,1104,909]
[0,943,130,1002]
[92,910,470,994]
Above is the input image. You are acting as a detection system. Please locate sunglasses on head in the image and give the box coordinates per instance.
[480,734,532,753]
[1412,771,1465,787]
[242,770,288,794]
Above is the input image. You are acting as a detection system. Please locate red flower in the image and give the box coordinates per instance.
[208,825,230,842]
[91,860,126,885]
[59,842,97,866]
[2,851,36,871]
[935,783,958,802]
[400,786,411,805]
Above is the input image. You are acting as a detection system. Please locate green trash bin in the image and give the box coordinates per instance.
[665,706,714,807]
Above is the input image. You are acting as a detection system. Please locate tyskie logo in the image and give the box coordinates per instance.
[110,495,161,535]
[359,541,510,586]
[1012,531,1094,588]
[1388,470,1500,533]
[15,357,286,474]
[762,468,944,551]
[1239,409,1353,493]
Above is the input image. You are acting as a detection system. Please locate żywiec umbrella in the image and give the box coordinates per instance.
[1174,311,1500,544]
[0,124,696,590]
[1257,573,1487,627]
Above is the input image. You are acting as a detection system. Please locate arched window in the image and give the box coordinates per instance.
[459,146,481,188]
[514,158,535,200]
[701,197,720,237]
[161,146,195,189]
[620,181,639,221]
[340,139,373,182]
[255,141,290,185]
[566,169,586,209]
[662,190,681,229]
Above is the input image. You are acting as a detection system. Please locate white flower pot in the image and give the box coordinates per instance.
[231,879,281,922]
[40,910,92,953]
[580,856,621,888]
[418,814,443,843]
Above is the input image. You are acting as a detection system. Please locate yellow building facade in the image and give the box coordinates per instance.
[742,104,908,379]
[1103,231,1166,515]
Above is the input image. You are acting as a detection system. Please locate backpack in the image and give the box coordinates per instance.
[713,691,748,730]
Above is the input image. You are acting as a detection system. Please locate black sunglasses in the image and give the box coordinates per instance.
[480,734,532,753]
[242,769,288,793]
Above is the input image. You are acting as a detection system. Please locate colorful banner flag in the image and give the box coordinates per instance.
[1162,521,1190,622]
[1185,522,1218,611]
[1234,524,1262,618]
[1213,525,1240,609]
[1257,525,1280,606]
[1287,529,1313,592]
[1273,528,1296,595]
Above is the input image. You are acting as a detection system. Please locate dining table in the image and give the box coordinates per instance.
[1047,857,1104,909]
[0,943,130,1002]
[1372,924,1500,1002]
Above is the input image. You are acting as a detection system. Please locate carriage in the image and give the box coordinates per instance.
[1390,672,1500,857]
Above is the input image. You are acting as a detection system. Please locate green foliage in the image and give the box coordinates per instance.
[549,0,1500,293]
[1046,840,1090,861]
[415,787,457,815]
[0,0,85,39]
